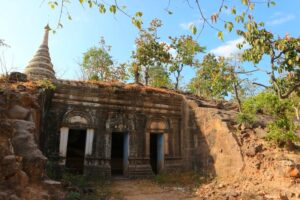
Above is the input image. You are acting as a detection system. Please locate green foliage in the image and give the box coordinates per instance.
[236,112,256,126]
[81,37,113,81]
[148,65,172,88]
[237,22,300,99]
[188,54,235,99]
[169,35,205,89]
[131,19,171,85]
[266,118,299,144]
[36,79,56,90]
[67,191,80,200]
[241,91,299,145]
[242,92,293,117]
[81,37,128,82]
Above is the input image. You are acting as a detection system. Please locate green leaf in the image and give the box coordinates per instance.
[87,0,93,8]
[268,1,276,7]
[99,4,106,13]
[227,22,233,32]
[189,24,197,35]
[135,11,143,17]
[242,0,248,5]
[246,23,252,31]
[109,5,117,14]
[249,3,254,10]
[218,31,224,40]
[68,15,72,20]
[132,18,142,29]
[79,0,84,4]
[231,7,236,15]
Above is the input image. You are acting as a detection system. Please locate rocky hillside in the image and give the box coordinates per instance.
[184,95,300,200]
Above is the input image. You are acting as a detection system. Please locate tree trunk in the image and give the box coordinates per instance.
[174,64,183,90]
[145,68,149,86]
[233,81,242,112]
[135,71,140,84]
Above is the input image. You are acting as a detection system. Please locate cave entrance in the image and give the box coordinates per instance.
[111,132,129,176]
[65,129,87,174]
[150,133,164,174]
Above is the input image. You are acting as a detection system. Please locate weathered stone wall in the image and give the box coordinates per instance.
[43,81,185,178]
[184,99,244,178]
[41,80,245,179]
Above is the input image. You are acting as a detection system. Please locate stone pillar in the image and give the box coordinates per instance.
[85,128,94,156]
[59,127,69,165]
[164,133,169,155]
[145,131,150,157]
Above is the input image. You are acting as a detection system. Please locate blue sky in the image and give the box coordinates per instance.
[0,0,299,87]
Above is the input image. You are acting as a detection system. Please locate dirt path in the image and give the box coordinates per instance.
[110,179,197,200]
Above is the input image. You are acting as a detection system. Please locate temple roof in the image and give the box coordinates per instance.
[24,25,56,80]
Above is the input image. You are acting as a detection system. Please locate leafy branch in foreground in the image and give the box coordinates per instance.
[47,0,143,31]
[46,0,277,38]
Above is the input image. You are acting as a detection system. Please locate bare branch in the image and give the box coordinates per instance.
[252,82,271,88]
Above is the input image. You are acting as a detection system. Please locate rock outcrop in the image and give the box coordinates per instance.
[0,81,64,200]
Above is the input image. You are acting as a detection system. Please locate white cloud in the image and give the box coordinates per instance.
[210,38,245,58]
[179,19,203,30]
[266,14,295,26]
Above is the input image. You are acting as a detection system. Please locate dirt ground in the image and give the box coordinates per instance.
[109,179,198,200]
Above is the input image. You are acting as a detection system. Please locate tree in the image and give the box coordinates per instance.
[132,19,171,85]
[148,65,172,88]
[189,53,257,111]
[169,35,204,90]
[237,22,300,99]
[189,54,237,98]
[290,92,300,120]
[81,37,128,82]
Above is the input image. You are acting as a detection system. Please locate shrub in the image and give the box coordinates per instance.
[67,191,80,200]
[266,118,299,145]
[241,91,299,146]
[236,112,256,126]
[35,79,56,90]
[242,92,293,117]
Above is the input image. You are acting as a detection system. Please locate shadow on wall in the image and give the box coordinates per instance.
[187,104,216,177]
[187,99,244,179]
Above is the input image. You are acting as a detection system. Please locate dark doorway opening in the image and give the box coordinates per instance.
[66,129,86,174]
[111,133,124,175]
[150,133,164,174]
[150,134,158,174]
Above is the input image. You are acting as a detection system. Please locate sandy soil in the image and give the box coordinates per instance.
[110,179,197,200]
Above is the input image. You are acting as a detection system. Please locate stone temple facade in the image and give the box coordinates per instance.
[23,27,244,179]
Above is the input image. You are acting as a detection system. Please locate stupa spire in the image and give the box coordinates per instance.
[24,25,56,80]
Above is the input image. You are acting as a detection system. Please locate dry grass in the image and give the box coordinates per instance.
[58,79,182,96]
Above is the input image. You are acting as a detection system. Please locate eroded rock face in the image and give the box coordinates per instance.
[0,84,65,200]
[10,119,47,181]
[185,98,244,179]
